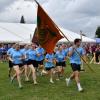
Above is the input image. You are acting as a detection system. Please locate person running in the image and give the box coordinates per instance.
[9,44,24,89]
[7,44,16,78]
[35,45,46,75]
[44,52,56,84]
[20,45,30,81]
[0,44,3,63]
[60,44,68,75]
[2,45,7,62]
[26,44,38,85]
[55,46,66,80]
[65,39,86,92]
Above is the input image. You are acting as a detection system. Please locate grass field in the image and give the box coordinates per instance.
[0,62,100,100]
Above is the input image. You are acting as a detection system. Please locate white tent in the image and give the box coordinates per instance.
[59,28,96,42]
[0,22,36,43]
[0,22,95,43]
[0,27,22,43]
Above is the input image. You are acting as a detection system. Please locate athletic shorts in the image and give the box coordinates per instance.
[45,67,54,71]
[56,62,66,67]
[22,61,29,65]
[2,52,7,55]
[8,61,13,68]
[12,63,23,68]
[35,60,44,68]
[27,59,36,67]
[71,63,81,71]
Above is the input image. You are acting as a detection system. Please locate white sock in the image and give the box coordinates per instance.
[50,78,53,81]
[65,77,71,86]
[66,77,71,82]
[68,78,71,81]
[77,83,82,90]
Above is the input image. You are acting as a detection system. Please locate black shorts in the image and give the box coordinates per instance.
[45,67,54,71]
[35,60,44,68]
[8,61,13,68]
[56,62,66,67]
[27,59,36,67]
[12,63,23,68]
[71,63,81,71]
[2,52,7,55]
[22,61,28,65]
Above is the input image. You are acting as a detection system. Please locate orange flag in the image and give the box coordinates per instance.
[32,28,39,44]
[32,4,63,53]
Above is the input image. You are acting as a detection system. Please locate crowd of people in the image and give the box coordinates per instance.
[0,44,9,62]
[0,39,100,92]
[84,43,100,64]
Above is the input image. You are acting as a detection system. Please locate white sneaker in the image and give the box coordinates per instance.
[42,70,47,74]
[56,78,60,81]
[19,85,23,89]
[34,81,38,85]
[25,78,29,82]
[10,77,14,83]
[78,87,84,92]
[50,79,54,84]
[41,70,47,76]
[65,78,70,86]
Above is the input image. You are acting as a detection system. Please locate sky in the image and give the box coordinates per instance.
[0,0,100,38]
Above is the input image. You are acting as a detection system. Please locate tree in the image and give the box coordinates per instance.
[20,16,25,24]
[95,26,100,38]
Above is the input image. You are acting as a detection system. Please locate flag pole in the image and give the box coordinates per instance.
[34,0,94,72]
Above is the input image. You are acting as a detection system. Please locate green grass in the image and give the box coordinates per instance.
[0,62,100,100]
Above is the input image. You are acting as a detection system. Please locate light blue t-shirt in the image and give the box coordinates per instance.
[11,50,23,64]
[55,51,66,62]
[69,47,85,64]
[7,48,15,56]
[45,53,55,68]
[20,48,25,55]
[20,48,29,61]
[62,48,69,56]
[36,47,45,61]
[65,48,69,56]
[0,48,3,54]
[27,49,36,60]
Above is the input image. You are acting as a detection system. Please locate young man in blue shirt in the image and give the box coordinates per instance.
[66,39,86,92]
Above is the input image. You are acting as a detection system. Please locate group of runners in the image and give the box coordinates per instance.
[7,38,85,92]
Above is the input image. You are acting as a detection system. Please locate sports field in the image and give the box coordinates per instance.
[0,63,100,100]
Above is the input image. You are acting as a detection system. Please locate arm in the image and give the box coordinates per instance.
[68,47,75,57]
[45,54,49,62]
[8,56,13,62]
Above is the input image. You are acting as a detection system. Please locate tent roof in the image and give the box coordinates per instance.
[0,22,95,43]
[96,38,100,43]
[59,28,96,42]
[0,27,22,43]
[0,22,36,43]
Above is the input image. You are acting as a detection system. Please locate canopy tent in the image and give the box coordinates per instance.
[0,27,22,43]
[0,22,96,43]
[96,38,100,43]
[59,28,96,43]
[0,22,35,43]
